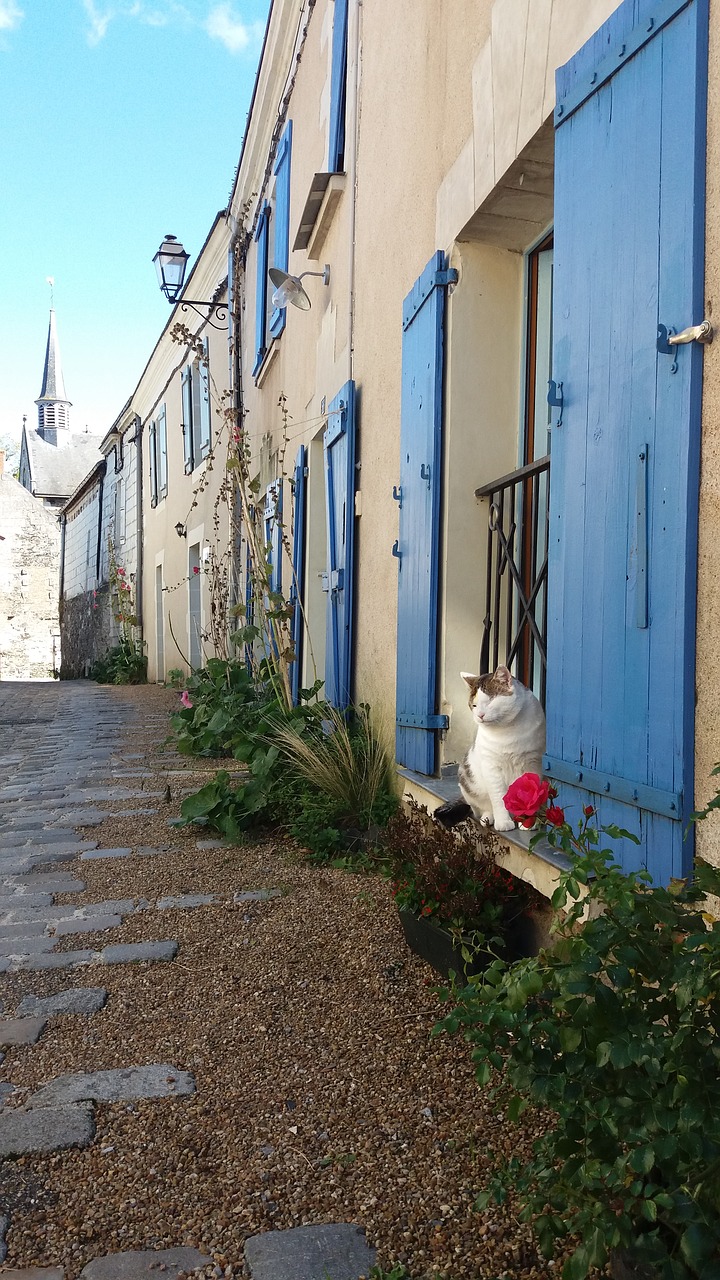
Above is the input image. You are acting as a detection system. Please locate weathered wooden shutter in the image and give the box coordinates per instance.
[323,381,356,708]
[263,480,283,595]
[199,338,211,460]
[328,0,348,172]
[157,404,168,498]
[395,252,456,774]
[270,120,293,340]
[253,203,270,377]
[544,0,709,882]
[148,419,158,507]
[290,444,307,705]
[181,367,193,474]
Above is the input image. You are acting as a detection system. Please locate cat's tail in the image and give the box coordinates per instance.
[433,798,473,828]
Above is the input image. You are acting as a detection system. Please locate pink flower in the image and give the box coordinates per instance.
[503,772,551,824]
[180,691,193,709]
[192,566,200,575]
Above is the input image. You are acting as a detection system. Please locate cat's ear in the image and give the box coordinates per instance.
[460,671,478,687]
[494,665,513,690]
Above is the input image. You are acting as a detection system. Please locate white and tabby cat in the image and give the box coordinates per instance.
[458,665,546,832]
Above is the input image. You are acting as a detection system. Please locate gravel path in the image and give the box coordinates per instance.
[0,682,569,1279]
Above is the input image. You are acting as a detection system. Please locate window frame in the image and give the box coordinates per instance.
[253,202,271,378]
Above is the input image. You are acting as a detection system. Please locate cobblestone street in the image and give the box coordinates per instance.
[0,680,550,1280]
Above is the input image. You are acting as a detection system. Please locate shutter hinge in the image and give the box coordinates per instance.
[396,713,449,730]
[434,268,458,288]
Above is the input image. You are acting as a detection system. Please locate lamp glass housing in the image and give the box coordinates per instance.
[153,235,190,303]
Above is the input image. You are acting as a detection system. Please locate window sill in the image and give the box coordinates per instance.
[254,339,280,388]
[293,172,345,261]
[397,764,572,901]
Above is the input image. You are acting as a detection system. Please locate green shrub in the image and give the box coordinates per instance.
[90,640,147,685]
[436,838,720,1280]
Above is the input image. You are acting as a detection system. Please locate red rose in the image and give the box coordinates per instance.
[545,805,566,827]
[584,805,595,817]
[503,773,551,822]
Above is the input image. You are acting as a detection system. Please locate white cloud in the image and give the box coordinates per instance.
[82,0,114,44]
[206,2,262,55]
[0,0,24,32]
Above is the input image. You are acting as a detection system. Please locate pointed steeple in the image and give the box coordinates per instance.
[35,307,72,445]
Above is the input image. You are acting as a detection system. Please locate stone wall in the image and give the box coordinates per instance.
[0,475,61,679]
[59,586,114,679]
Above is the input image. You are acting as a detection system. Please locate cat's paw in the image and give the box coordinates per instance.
[493,814,516,833]
[479,812,494,827]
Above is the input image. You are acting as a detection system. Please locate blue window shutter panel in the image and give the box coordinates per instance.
[157,405,168,498]
[148,420,158,507]
[199,337,211,458]
[181,367,193,473]
[545,0,708,883]
[324,381,356,708]
[328,0,349,172]
[291,444,307,705]
[395,253,453,774]
[270,120,292,341]
[253,203,270,377]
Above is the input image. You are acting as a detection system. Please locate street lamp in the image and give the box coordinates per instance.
[153,234,227,328]
[269,265,330,311]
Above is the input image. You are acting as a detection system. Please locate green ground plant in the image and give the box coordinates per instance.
[436,776,720,1280]
[173,664,398,856]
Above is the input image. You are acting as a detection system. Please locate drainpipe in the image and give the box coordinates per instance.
[59,511,66,649]
[95,465,105,582]
[131,415,143,630]
[346,0,361,385]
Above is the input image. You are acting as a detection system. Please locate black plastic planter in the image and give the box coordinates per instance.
[397,906,546,979]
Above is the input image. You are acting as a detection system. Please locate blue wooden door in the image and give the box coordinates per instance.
[395,252,456,773]
[323,381,356,708]
[544,0,709,881]
[290,445,307,705]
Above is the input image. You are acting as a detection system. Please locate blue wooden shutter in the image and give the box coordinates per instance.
[263,480,282,595]
[328,0,348,172]
[544,0,708,882]
[148,420,158,507]
[270,120,292,340]
[395,252,455,774]
[253,203,270,377]
[290,445,307,705]
[157,404,168,498]
[181,367,193,473]
[323,381,356,708]
[199,338,211,459]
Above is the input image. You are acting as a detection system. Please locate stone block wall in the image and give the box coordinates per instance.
[0,476,61,679]
[59,585,114,679]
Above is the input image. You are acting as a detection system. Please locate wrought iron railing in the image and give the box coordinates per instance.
[474,455,550,705]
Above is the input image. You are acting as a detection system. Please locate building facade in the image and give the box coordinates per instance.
[221,0,720,892]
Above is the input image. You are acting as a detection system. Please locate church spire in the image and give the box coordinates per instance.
[35,303,72,444]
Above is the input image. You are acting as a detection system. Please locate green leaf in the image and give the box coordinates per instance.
[559,1027,582,1053]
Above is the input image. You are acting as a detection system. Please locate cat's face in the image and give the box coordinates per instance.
[461,665,515,726]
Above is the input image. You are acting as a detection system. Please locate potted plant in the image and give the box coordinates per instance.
[382,800,546,977]
[437,774,720,1280]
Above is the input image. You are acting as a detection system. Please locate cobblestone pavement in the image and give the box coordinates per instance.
[0,682,375,1280]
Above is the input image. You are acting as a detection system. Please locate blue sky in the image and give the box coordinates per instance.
[0,0,269,445]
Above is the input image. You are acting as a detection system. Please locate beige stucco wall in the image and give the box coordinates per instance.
[130,217,231,683]
[694,0,720,866]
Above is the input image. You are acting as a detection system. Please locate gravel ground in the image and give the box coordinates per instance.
[0,685,577,1279]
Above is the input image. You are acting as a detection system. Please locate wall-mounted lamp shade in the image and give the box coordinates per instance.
[269,265,330,312]
[269,268,312,311]
[154,235,190,303]
[175,522,187,538]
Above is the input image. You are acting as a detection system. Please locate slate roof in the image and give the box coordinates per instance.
[23,429,103,501]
